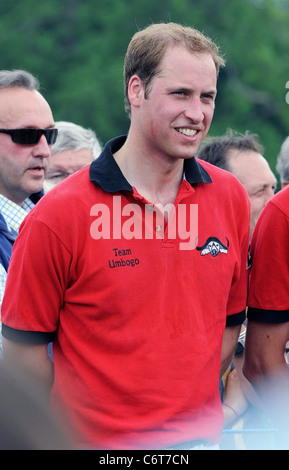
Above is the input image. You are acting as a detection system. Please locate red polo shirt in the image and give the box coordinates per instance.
[2,136,250,449]
[248,185,289,322]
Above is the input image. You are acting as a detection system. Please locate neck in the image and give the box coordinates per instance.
[0,191,26,207]
[114,134,184,207]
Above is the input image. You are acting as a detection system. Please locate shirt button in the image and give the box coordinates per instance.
[156,225,162,232]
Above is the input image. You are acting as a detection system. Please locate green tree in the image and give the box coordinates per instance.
[0,0,288,178]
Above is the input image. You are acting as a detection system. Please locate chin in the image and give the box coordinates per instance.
[26,185,44,196]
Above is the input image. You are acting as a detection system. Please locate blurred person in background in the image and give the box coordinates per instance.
[244,182,289,449]
[0,358,71,449]
[198,130,277,440]
[276,136,289,189]
[198,129,276,238]
[44,121,101,191]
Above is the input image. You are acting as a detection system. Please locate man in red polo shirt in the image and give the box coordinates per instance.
[244,185,289,448]
[1,23,250,449]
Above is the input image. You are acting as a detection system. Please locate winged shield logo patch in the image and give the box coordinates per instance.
[196,237,229,257]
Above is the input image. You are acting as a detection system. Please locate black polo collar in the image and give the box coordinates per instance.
[89,135,212,193]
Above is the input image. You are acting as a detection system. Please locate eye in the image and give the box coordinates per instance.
[171,90,186,96]
[169,88,190,97]
[249,187,266,198]
[47,173,67,181]
[201,93,215,101]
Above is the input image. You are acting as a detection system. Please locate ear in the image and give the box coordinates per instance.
[127,75,144,108]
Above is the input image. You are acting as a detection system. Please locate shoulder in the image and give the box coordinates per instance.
[32,166,93,218]
[196,158,250,203]
[197,158,240,183]
[253,187,289,238]
[267,185,289,218]
[196,157,243,187]
[19,166,98,245]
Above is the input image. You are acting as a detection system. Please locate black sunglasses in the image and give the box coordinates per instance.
[0,128,58,145]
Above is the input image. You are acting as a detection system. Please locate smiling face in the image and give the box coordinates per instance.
[0,87,54,205]
[129,47,217,164]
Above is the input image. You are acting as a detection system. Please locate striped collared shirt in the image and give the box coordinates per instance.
[0,195,35,353]
[0,194,35,233]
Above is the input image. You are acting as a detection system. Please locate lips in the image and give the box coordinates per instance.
[28,165,44,171]
[26,164,46,176]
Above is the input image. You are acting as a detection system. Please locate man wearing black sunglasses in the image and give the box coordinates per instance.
[0,70,56,350]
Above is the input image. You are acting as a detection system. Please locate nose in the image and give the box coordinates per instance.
[32,134,52,159]
[267,187,275,202]
[184,96,204,123]
[262,187,275,209]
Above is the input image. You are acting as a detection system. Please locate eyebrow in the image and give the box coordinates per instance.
[25,125,55,129]
[168,85,217,95]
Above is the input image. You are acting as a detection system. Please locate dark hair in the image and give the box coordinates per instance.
[197,129,264,171]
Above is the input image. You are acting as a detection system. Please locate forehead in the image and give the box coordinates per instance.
[0,87,54,128]
[157,47,217,88]
[51,148,93,167]
[228,149,276,186]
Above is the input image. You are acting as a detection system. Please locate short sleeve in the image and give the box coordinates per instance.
[248,199,289,323]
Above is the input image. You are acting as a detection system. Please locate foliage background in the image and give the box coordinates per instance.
[0,0,288,183]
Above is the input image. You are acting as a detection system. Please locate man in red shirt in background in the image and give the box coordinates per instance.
[244,185,289,449]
